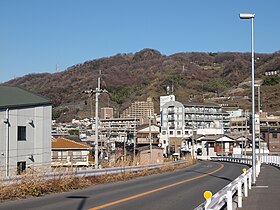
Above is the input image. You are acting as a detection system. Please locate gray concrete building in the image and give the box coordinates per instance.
[0,86,52,176]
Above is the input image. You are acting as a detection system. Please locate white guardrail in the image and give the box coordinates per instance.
[195,155,280,210]
[0,160,187,186]
[260,155,280,167]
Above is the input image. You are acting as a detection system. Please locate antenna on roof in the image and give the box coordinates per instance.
[56,64,60,72]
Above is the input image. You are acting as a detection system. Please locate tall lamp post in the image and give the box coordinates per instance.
[239,13,256,184]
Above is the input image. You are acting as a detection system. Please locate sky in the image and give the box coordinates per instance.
[0,0,279,82]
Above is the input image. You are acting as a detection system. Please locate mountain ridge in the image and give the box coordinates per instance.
[4,48,280,122]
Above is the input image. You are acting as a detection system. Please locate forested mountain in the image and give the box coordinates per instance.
[4,49,280,122]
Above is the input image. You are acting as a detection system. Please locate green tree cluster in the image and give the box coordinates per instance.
[263,75,280,86]
[203,78,231,94]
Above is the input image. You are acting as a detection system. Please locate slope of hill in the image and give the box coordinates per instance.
[4,49,280,122]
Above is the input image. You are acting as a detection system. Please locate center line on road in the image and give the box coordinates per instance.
[88,162,224,210]
[253,186,269,188]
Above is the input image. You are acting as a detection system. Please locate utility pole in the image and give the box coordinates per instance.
[245,110,248,156]
[149,109,152,162]
[83,74,108,169]
[255,84,261,159]
[241,111,244,157]
[4,109,10,177]
[192,121,194,159]
[133,116,136,162]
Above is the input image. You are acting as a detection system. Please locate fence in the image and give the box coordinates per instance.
[195,156,263,210]
[261,155,280,167]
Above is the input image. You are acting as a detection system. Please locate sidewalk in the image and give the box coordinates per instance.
[242,164,280,210]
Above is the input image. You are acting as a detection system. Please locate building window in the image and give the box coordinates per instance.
[185,131,189,135]
[17,161,26,175]
[18,126,26,141]
[177,131,181,135]
[272,133,277,139]
[169,131,173,135]
[163,140,166,144]
[162,131,167,135]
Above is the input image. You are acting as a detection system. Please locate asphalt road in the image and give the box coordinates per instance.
[0,161,249,210]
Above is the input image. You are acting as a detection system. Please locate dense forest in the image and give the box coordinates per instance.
[4,49,280,122]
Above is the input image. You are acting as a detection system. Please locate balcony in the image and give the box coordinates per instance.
[168,116,175,121]
[137,138,159,145]
[168,109,175,114]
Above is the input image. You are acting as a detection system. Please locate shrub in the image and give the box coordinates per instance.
[263,75,280,86]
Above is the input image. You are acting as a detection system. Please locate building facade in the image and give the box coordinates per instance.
[100,107,114,119]
[120,97,154,119]
[0,86,52,176]
[160,101,229,155]
[260,112,280,155]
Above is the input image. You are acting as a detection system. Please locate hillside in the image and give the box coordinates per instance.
[4,49,280,122]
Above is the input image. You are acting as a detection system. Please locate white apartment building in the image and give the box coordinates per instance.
[160,100,229,155]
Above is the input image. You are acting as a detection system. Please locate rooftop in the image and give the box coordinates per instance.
[0,85,51,109]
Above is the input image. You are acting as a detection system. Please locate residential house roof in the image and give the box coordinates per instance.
[0,85,51,109]
[195,134,235,142]
[137,124,160,134]
[52,137,91,150]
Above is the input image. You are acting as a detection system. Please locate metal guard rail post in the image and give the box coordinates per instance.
[0,160,187,186]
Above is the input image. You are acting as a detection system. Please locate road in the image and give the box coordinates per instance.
[0,161,249,210]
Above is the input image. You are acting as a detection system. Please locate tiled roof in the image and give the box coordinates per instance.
[52,137,91,149]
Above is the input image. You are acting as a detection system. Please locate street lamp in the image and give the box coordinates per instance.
[239,13,256,184]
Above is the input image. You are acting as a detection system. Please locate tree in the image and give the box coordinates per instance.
[203,78,231,94]
[263,75,280,86]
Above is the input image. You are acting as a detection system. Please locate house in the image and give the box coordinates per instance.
[136,124,160,146]
[136,146,164,165]
[259,112,280,155]
[51,136,93,167]
[183,134,237,159]
[0,86,52,176]
[113,124,160,163]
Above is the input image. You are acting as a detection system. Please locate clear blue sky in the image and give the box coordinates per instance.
[0,0,279,82]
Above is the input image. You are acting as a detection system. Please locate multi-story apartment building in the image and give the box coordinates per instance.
[99,118,139,147]
[228,109,250,135]
[100,107,114,119]
[120,97,154,119]
[160,100,229,155]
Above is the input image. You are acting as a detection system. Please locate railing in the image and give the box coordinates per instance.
[137,138,159,144]
[195,156,262,210]
[233,155,280,167]
[211,156,252,165]
[0,160,187,186]
[261,155,280,167]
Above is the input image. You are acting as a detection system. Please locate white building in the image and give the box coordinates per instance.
[160,95,175,112]
[0,86,52,176]
[160,100,229,155]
